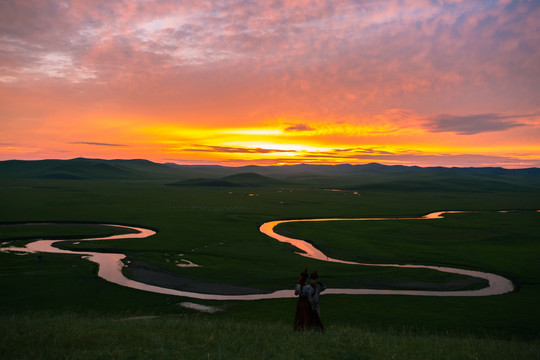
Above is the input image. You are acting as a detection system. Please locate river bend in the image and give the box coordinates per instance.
[0,211,520,300]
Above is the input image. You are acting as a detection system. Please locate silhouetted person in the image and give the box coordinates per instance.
[307,270,326,331]
[294,267,311,330]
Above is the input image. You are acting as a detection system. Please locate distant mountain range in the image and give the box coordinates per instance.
[1,158,539,191]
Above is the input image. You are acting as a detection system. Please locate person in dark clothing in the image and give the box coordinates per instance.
[307,270,326,331]
[294,267,311,331]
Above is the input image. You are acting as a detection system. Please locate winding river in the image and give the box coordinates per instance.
[0,211,520,300]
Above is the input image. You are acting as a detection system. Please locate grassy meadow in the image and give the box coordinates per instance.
[1,314,538,360]
[1,165,539,358]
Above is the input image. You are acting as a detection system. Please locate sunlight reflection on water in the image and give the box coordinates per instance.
[1,211,526,300]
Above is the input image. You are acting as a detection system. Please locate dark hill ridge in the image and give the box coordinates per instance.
[1,158,539,192]
[222,172,285,186]
[0,158,226,180]
[168,172,287,187]
[0,158,150,179]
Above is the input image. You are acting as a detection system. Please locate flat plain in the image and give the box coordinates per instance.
[1,160,539,359]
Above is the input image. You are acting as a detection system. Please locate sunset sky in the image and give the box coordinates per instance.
[1,0,539,167]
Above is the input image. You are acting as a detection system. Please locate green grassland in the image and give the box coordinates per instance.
[1,314,538,360]
[1,163,539,358]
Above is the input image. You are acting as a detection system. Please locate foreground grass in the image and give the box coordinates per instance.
[1,313,538,360]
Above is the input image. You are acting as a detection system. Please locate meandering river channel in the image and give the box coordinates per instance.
[1,211,519,300]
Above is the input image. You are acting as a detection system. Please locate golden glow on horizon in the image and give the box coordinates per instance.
[222,141,330,153]
[2,119,539,168]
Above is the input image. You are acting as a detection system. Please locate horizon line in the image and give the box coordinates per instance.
[1,157,538,170]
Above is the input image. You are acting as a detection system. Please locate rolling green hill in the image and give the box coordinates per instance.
[221,172,287,186]
[1,158,539,192]
[168,172,288,187]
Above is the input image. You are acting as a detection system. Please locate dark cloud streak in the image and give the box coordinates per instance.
[71,142,127,147]
[284,124,315,132]
[423,113,530,135]
[184,145,294,154]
